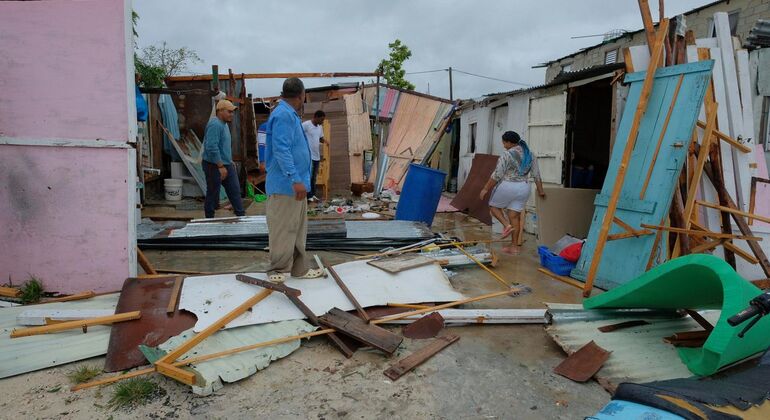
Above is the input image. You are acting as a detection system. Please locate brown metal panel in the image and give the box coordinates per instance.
[402,312,444,339]
[450,154,499,225]
[104,277,197,372]
[553,340,611,382]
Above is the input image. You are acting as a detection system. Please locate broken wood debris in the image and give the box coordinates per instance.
[319,308,402,354]
[553,340,611,382]
[383,335,459,381]
[16,309,116,326]
[326,263,370,322]
[366,254,435,274]
[597,320,651,333]
[10,311,141,338]
[401,312,444,339]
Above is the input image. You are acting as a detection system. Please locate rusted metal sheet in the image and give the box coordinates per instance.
[402,312,444,339]
[553,340,611,382]
[450,154,499,225]
[104,277,197,372]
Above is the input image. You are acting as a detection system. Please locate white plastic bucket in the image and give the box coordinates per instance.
[164,178,183,201]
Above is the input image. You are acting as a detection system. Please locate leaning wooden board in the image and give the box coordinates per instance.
[366,254,435,274]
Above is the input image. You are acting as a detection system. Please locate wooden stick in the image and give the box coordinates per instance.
[155,269,211,275]
[640,224,761,241]
[154,289,273,385]
[327,264,370,322]
[137,247,157,275]
[41,291,96,303]
[0,286,21,298]
[695,120,752,153]
[607,230,655,241]
[10,311,141,338]
[166,277,183,314]
[451,243,510,288]
[638,0,656,54]
[383,335,460,381]
[696,200,770,225]
[355,239,504,260]
[640,74,685,199]
[372,288,523,324]
[537,268,584,290]
[387,303,433,309]
[723,241,759,265]
[690,239,722,254]
[583,19,669,297]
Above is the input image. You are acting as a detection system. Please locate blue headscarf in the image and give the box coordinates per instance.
[503,131,532,175]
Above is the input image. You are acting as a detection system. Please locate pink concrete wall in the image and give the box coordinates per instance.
[0,145,133,293]
[0,0,131,141]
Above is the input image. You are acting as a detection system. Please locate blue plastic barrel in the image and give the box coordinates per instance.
[258,144,266,163]
[396,164,447,226]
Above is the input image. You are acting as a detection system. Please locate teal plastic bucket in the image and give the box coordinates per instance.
[395,164,446,226]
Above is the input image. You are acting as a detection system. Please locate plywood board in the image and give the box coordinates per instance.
[367,254,435,274]
[536,187,599,246]
[180,260,466,332]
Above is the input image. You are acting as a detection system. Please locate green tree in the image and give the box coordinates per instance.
[135,42,203,88]
[378,39,415,90]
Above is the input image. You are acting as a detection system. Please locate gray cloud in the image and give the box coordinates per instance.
[134,0,714,99]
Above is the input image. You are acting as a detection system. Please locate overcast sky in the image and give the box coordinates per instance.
[134,0,715,99]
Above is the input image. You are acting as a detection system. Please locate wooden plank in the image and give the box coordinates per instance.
[537,267,584,290]
[637,0,656,54]
[639,74,685,199]
[366,254,435,274]
[326,264,370,322]
[17,309,115,326]
[41,291,96,303]
[607,230,654,241]
[695,121,752,153]
[696,200,770,225]
[383,335,459,381]
[137,247,157,275]
[0,286,21,298]
[723,241,759,264]
[640,224,761,241]
[281,289,355,358]
[154,289,273,384]
[583,19,669,297]
[10,311,141,338]
[623,47,635,73]
[380,309,547,325]
[553,340,611,382]
[166,277,183,314]
[319,308,403,354]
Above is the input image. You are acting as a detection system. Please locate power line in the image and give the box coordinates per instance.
[405,69,446,75]
[452,69,531,87]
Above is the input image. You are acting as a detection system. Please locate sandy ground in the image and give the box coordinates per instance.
[0,212,610,419]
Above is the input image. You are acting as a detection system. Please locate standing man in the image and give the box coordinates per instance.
[201,99,245,219]
[302,110,326,201]
[265,78,323,282]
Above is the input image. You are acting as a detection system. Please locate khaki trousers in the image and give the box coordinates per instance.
[267,194,309,277]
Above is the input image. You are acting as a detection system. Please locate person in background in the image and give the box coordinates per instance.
[302,110,326,202]
[479,131,545,255]
[264,78,324,282]
[201,99,245,219]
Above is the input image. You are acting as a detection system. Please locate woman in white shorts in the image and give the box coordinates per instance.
[479,131,545,255]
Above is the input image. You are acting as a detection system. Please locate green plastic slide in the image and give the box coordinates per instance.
[584,254,770,376]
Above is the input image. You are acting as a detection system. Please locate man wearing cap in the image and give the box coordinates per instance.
[201,99,245,219]
[264,77,323,282]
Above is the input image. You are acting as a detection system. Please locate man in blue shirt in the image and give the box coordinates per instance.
[264,78,323,282]
[201,99,245,219]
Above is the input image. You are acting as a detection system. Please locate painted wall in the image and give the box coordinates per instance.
[0,0,136,293]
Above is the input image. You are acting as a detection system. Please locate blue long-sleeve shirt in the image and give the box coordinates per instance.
[201,117,233,165]
[265,100,311,196]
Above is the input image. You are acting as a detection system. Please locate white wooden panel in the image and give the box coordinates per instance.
[528,92,566,184]
[490,105,509,156]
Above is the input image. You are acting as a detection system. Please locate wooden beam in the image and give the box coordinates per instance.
[640,224,761,241]
[10,311,141,338]
[723,241,759,264]
[452,242,510,288]
[167,72,379,82]
[640,74,685,199]
[583,19,669,297]
[623,47,635,73]
[387,303,434,310]
[638,0,656,54]
[0,286,21,298]
[326,264,370,322]
[154,289,273,384]
[166,277,183,314]
[607,230,655,241]
[537,267,584,290]
[690,239,722,254]
[41,291,96,303]
[137,247,157,275]
[318,308,402,354]
[696,200,770,225]
[695,120,752,153]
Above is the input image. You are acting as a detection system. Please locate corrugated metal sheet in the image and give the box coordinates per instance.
[345,220,433,239]
[365,86,400,119]
[746,19,770,48]
[0,294,119,378]
[545,303,720,390]
[146,320,316,396]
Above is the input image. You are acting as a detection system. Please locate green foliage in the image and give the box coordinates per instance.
[134,42,203,88]
[378,39,415,90]
[67,365,102,384]
[108,378,165,410]
[20,277,44,304]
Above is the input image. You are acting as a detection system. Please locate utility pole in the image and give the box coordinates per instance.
[448,66,453,101]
